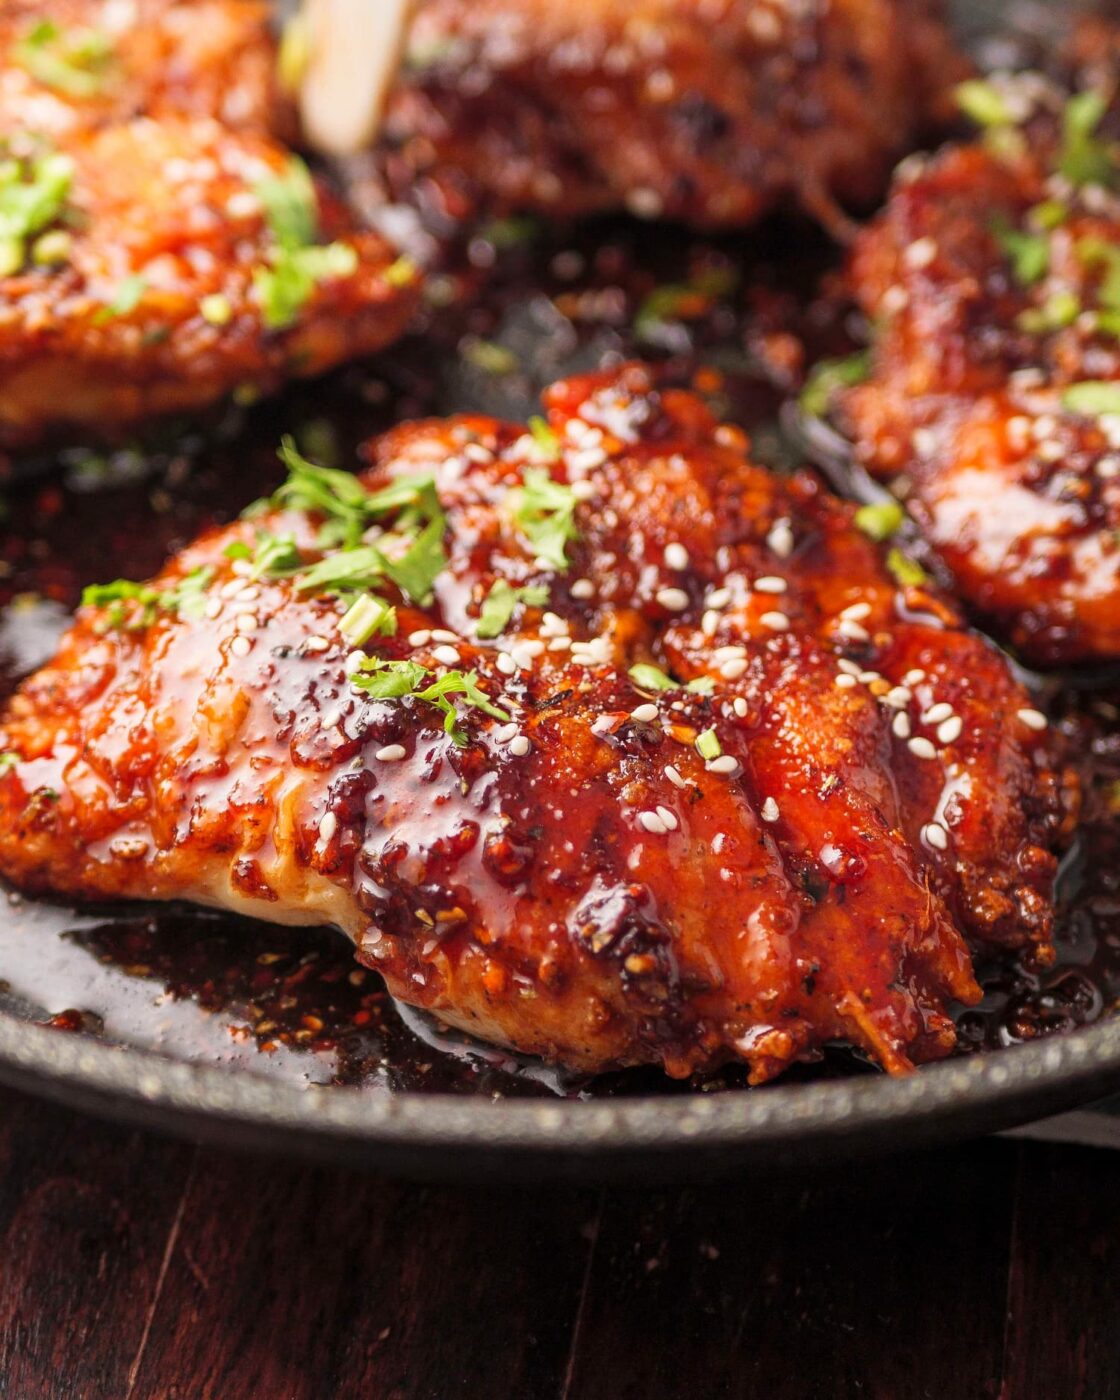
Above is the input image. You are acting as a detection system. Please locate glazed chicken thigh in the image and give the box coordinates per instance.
[839,77,1120,666]
[362,0,963,230]
[0,367,1075,1082]
[0,0,419,445]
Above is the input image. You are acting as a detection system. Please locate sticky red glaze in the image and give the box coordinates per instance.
[843,132,1120,665]
[382,0,963,231]
[0,366,1077,1081]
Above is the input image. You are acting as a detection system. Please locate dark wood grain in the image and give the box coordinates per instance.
[0,1089,1116,1400]
[1003,1142,1120,1400]
[0,1090,196,1400]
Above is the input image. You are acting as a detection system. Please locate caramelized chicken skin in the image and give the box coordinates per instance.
[0,0,417,445]
[0,118,418,445]
[0,368,1075,1082]
[840,84,1120,666]
[0,0,277,139]
[376,0,964,230]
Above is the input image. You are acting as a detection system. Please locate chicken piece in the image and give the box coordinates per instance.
[0,0,277,139]
[0,366,1075,1083]
[0,117,419,445]
[367,0,964,230]
[839,79,1120,666]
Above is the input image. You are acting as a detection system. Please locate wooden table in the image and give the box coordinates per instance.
[0,1087,1117,1400]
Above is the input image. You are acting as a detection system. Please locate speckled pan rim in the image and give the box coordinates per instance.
[0,1004,1118,1164]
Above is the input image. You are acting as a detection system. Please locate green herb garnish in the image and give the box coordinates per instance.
[886,547,927,588]
[510,469,579,571]
[854,500,905,542]
[351,658,509,745]
[799,351,872,419]
[14,20,114,99]
[695,728,721,761]
[955,79,1015,129]
[628,663,677,693]
[1063,381,1120,416]
[93,273,146,325]
[1060,89,1114,189]
[82,566,213,630]
[339,593,397,645]
[476,580,549,639]
[0,150,73,276]
[994,221,1050,286]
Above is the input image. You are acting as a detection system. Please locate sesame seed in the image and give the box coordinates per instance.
[838,659,862,676]
[1018,707,1048,731]
[664,543,690,570]
[760,611,790,632]
[540,612,569,636]
[837,619,870,642]
[631,703,659,722]
[547,636,572,651]
[431,628,459,644]
[639,810,668,834]
[707,755,741,776]
[937,716,963,744]
[885,686,911,708]
[344,650,367,675]
[408,630,432,647]
[835,674,858,689]
[496,652,518,676]
[904,236,937,269]
[908,736,937,760]
[235,613,257,633]
[922,822,949,851]
[204,598,222,619]
[767,520,794,558]
[665,764,687,788]
[720,658,748,680]
[841,602,872,621]
[318,812,338,842]
[432,645,461,666]
[656,587,690,612]
[857,671,881,686]
[754,576,787,594]
[705,587,732,609]
[733,697,749,718]
[892,711,911,739]
[508,735,531,757]
[701,610,720,636]
[492,722,520,743]
[923,703,953,725]
[761,797,780,823]
[570,479,597,501]
[656,806,679,831]
[376,744,406,762]
[230,636,252,658]
[570,579,594,599]
[304,635,330,652]
[903,669,926,686]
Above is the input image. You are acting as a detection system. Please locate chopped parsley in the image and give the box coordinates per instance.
[82,567,213,630]
[475,580,549,639]
[1059,89,1113,189]
[250,156,357,329]
[350,657,509,745]
[955,79,1015,129]
[1017,289,1080,333]
[994,221,1049,287]
[799,351,871,419]
[0,149,73,276]
[886,547,927,588]
[528,415,560,460]
[14,20,114,99]
[854,500,905,542]
[0,753,18,775]
[462,338,519,375]
[93,273,146,325]
[254,440,448,605]
[1062,381,1120,416]
[635,265,739,339]
[510,469,579,571]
